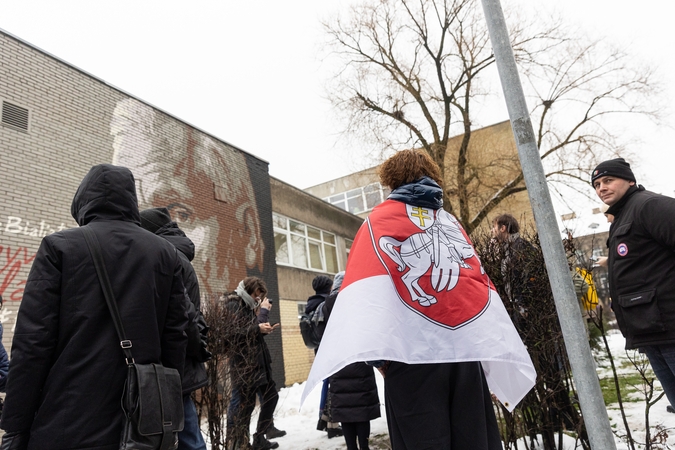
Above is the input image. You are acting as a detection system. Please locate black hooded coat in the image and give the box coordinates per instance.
[0,164,188,450]
[152,220,209,394]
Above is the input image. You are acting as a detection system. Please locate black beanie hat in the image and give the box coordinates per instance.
[312,275,333,295]
[590,158,636,185]
[139,207,172,233]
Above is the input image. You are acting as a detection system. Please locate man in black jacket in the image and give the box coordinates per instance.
[140,207,212,450]
[0,164,189,449]
[592,157,675,413]
[491,214,534,329]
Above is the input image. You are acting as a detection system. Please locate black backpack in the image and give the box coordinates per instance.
[299,302,324,350]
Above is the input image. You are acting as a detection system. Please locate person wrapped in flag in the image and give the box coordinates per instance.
[302,149,536,450]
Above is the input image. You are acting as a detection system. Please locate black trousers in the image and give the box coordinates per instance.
[227,380,279,446]
[384,361,502,450]
[342,421,371,450]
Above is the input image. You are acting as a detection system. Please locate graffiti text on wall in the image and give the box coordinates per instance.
[0,215,68,301]
[1,216,67,237]
[0,246,35,301]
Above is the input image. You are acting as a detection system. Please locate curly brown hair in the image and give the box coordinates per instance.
[378,149,443,190]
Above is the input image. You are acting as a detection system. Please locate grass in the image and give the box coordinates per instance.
[599,372,651,405]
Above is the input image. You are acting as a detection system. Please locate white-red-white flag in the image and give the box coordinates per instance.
[301,200,536,412]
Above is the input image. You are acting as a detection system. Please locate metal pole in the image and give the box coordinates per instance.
[479,0,617,448]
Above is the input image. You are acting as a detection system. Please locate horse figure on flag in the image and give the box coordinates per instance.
[379,208,476,306]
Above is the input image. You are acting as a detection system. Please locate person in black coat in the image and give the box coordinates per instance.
[305,275,343,437]
[593,158,675,413]
[140,207,212,450]
[225,277,282,450]
[0,164,189,450]
[325,274,381,450]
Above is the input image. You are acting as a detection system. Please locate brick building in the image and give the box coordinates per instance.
[306,121,535,234]
[0,29,362,386]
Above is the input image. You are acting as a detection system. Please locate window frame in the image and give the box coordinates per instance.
[273,213,340,274]
[324,182,389,214]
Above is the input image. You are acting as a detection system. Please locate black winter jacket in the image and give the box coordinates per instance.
[226,295,274,389]
[324,290,380,423]
[155,222,209,394]
[606,186,675,349]
[328,362,381,423]
[0,164,188,450]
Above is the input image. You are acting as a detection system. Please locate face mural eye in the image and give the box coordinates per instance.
[167,203,193,225]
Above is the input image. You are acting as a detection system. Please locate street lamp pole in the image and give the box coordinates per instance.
[479,0,617,448]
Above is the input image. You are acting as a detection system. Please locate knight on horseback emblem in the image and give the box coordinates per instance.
[379,204,479,307]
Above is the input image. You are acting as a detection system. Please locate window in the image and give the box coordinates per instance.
[273,213,339,273]
[324,182,390,214]
[592,248,605,260]
[297,302,307,317]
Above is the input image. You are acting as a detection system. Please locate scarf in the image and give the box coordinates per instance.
[235,280,257,310]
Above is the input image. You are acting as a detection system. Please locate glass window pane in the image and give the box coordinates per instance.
[346,188,362,198]
[329,193,346,204]
[363,183,379,194]
[325,244,338,274]
[290,220,306,235]
[307,226,321,240]
[345,239,353,252]
[365,190,381,210]
[290,234,307,268]
[347,195,364,214]
[274,232,289,264]
[309,241,323,270]
[272,213,287,230]
[323,232,335,245]
[333,200,347,211]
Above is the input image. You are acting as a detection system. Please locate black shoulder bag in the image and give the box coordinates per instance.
[82,226,184,450]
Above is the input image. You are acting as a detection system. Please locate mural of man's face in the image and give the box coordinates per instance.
[111,98,263,299]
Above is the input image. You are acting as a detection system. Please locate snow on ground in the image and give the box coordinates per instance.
[206,331,674,449]
[260,373,390,450]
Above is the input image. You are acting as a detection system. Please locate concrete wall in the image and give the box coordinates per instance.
[0,30,285,386]
[270,177,363,384]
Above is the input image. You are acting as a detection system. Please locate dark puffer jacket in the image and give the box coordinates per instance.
[0,164,188,450]
[325,278,380,423]
[606,185,675,349]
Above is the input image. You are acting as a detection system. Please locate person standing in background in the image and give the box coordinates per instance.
[0,164,188,449]
[592,157,675,414]
[0,295,8,397]
[225,277,283,450]
[324,273,380,450]
[139,207,212,450]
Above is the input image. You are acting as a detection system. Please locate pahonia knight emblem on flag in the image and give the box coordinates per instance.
[372,202,490,328]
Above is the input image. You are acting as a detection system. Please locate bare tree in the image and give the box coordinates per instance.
[323,0,660,233]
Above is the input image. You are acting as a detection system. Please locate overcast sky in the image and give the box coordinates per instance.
[1,0,673,220]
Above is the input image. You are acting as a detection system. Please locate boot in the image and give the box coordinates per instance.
[252,433,279,450]
[266,424,287,439]
[668,404,675,414]
[316,418,327,431]
[326,426,343,439]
